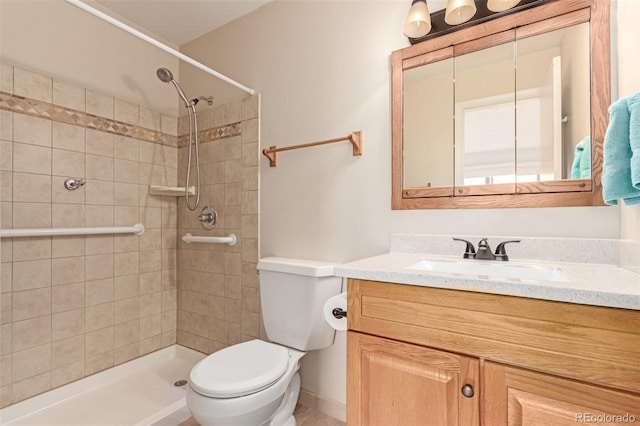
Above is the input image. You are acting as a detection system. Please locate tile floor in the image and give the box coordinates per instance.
[178,404,345,426]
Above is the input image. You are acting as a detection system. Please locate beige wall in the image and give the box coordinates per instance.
[0,63,178,407]
[182,0,621,406]
[175,96,261,355]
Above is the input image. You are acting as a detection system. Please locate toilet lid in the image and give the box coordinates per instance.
[189,339,290,398]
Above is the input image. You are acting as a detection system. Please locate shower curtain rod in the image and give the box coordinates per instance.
[64,0,255,96]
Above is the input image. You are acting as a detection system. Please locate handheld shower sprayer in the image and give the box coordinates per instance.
[157,68,215,108]
[157,67,191,108]
[156,67,214,211]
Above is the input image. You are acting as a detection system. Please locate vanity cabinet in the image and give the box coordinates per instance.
[348,332,479,426]
[346,279,640,425]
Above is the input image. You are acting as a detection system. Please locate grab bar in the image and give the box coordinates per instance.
[0,224,145,238]
[182,233,237,246]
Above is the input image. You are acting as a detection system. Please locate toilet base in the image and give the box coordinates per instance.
[187,361,303,426]
[268,373,300,426]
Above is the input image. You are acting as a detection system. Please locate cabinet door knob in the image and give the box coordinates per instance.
[461,384,474,398]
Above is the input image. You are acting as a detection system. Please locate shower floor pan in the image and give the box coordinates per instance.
[0,345,205,426]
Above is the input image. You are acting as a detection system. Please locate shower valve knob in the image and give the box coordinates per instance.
[64,178,86,191]
[198,206,217,230]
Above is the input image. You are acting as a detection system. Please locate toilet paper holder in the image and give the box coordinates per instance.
[332,308,347,319]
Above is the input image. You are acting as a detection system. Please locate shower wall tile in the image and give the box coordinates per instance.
[13,114,52,147]
[12,287,51,322]
[85,129,114,157]
[51,361,84,388]
[51,203,85,228]
[52,283,85,314]
[51,335,84,369]
[0,172,12,202]
[85,180,114,205]
[13,67,52,104]
[52,79,85,112]
[11,372,51,404]
[12,316,50,352]
[242,95,259,121]
[86,90,114,120]
[51,237,85,259]
[115,99,139,125]
[85,350,113,376]
[161,114,178,136]
[114,135,138,161]
[85,277,114,307]
[1,62,13,93]
[52,122,85,152]
[12,173,51,203]
[52,308,84,341]
[0,140,12,171]
[12,202,52,229]
[13,143,51,174]
[139,106,161,132]
[177,95,260,354]
[86,154,114,181]
[242,118,259,144]
[0,110,12,141]
[53,149,85,177]
[51,256,85,286]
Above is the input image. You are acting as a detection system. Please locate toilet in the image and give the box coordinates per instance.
[186,257,342,426]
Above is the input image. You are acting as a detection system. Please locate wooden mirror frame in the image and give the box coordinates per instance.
[392,0,610,209]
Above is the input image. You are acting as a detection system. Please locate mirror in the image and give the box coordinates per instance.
[392,0,609,209]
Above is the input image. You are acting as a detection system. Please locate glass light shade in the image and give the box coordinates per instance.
[445,0,477,26]
[487,0,522,12]
[403,0,431,38]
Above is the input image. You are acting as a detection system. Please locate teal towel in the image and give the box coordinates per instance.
[570,136,591,179]
[629,93,640,189]
[602,94,640,205]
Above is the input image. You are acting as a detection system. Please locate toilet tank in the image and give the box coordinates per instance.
[257,257,342,351]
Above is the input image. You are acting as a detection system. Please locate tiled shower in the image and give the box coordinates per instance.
[0,62,260,408]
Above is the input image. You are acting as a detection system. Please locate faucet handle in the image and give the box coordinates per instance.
[453,238,476,259]
[494,240,521,261]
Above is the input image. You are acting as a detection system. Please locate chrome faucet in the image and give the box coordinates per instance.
[453,237,521,261]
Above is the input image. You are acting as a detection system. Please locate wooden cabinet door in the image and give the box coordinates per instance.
[347,331,480,426]
[483,361,640,426]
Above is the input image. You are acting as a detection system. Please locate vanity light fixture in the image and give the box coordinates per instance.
[487,0,522,12]
[445,0,477,25]
[403,0,431,38]
[404,0,548,45]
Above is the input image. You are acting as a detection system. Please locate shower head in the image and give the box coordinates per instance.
[156,67,191,108]
[156,67,174,83]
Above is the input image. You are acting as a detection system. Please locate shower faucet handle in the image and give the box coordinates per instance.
[198,206,217,230]
[64,178,86,191]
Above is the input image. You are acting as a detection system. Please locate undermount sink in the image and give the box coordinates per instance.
[405,258,571,283]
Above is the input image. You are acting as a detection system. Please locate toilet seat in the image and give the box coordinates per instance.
[189,340,290,398]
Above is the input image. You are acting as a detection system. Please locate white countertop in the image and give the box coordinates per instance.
[334,252,640,311]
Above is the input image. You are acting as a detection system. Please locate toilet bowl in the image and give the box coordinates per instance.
[187,339,305,426]
[186,257,343,426]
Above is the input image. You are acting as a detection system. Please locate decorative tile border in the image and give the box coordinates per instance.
[0,91,243,148]
[177,122,242,147]
[0,91,178,146]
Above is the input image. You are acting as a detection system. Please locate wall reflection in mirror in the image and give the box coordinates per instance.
[402,22,591,190]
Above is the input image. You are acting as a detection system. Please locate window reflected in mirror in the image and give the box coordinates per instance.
[454,40,516,190]
[516,22,591,183]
